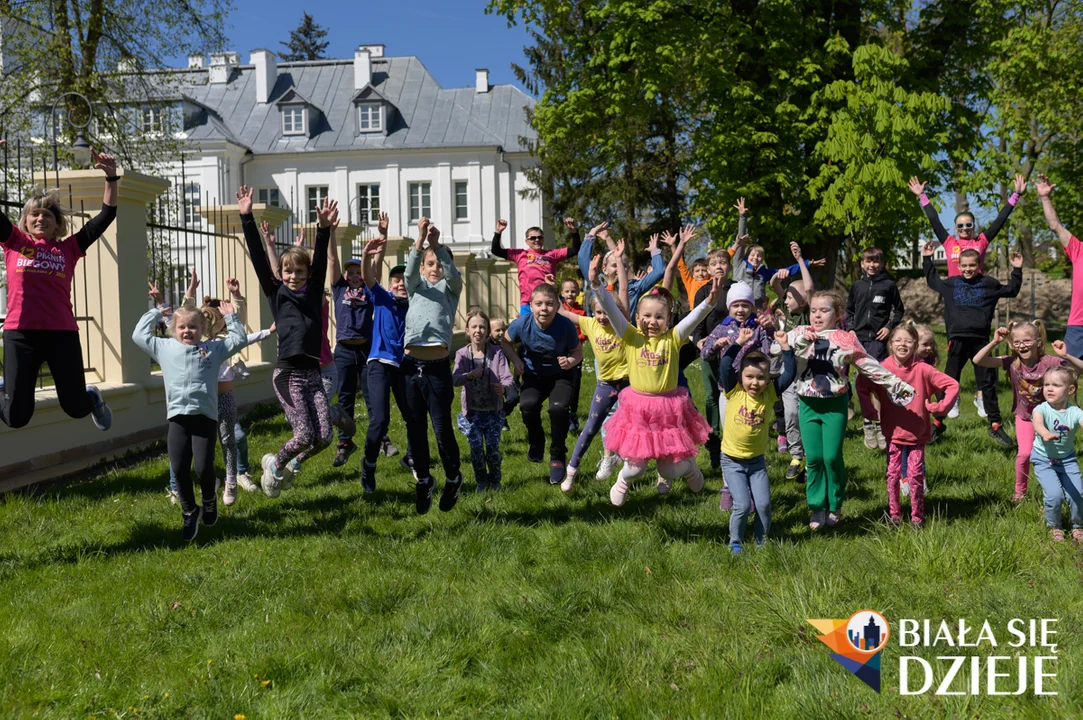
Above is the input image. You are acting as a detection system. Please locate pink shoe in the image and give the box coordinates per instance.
[719,485,733,511]
[610,477,630,506]
[1072,529,1083,543]
[1051,528,1066,542]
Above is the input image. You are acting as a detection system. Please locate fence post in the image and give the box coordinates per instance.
[34,169,170,386]
[451,248,474,333]
[469,255,495,318]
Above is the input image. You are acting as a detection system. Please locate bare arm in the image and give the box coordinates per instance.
[1035,175,1073,249]
[973,327,1009,369]
[328,223,343,285]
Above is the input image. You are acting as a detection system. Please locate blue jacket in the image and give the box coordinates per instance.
[133,308,247,420]
[368,283,409,366]
[577,233,665,317]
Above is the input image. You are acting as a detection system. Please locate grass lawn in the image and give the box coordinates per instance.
[2,336,1083,718]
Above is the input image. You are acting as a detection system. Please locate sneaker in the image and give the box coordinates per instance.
[730,542,743,555]
[596,454,620,480]
[439,476,463,512]
[1011,492,1026,504]
[332,440,357,468]
[361,459,376,493]
[1050,528,1066,542]
[989,425,1013,447]
[777,435,788,454]
[549,461,566,485]
[502,418,510,432]
[875,424,887,450]
[166,487,179,505]
[560,465,578,493]
[329,405,356,438]
[1072,529,1083,543]
[862,421,878,450]
[86,385,112,431]
[809,510,826,531]
[182,508,202,542]
[901,478,910,498]
[785,458,805,481]
[282,458,301,490]
[202,498,218,526]
[527,446,544,463]
[686,464,705,493]
[719,485,733,511]
[415,477,434,515]
[260,454,282,498]
[223,479,238,506]
[236,473,257,492]
[476,482,490,493]
[656,474,672,496]
[381,438,399,457]
[609,477,630,506]
[974,394,987,418]
[947,397,960,419]
[826,511,841,527]
[401,454,418,480]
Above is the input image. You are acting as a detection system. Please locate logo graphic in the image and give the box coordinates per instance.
[807,610,890,693]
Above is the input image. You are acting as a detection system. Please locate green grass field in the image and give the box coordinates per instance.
[2,339,1083,718]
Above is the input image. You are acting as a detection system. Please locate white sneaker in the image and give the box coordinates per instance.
[561,465,578,493]
[809,510,826,531]
[686,464,705,493]
[901,478,910,498]
[166,487,179,505]
[223,479,238,506]
[826,511,841,527]
[609,477,630,506]
[236,473,257,492]
[282,458,300,490]
[596,454,620,480]
[947,397,960,419]
[974,395,987,418]
[260,454,282,498]
[656,474,672,496]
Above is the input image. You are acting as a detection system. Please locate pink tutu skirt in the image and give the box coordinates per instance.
[603,386,710,465]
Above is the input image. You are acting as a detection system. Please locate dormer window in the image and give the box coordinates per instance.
[282,106,306,135]
[357,102,383,132]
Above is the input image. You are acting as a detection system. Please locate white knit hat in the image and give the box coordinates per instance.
[727,282,754,308]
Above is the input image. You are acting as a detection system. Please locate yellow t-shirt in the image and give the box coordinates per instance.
[721,384,779,459]
[622,326,683,394]
[580,316,628,381]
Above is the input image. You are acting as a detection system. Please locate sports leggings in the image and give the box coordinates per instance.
[273,367,332,468]
[168,413,218,514]
[570,378,629,468]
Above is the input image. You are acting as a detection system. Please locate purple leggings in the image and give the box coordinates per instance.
[570,378,629,468]
[273,367,332,467]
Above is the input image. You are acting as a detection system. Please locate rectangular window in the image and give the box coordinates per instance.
[258,188,281,207]
[307,186,329,224]
[356,183,380,224]
[183,182,201,226]
[357,103,382,132]
[141,106,164,134]
[282,106,306,135]
[408,182,431,223]
[454,181,469,221]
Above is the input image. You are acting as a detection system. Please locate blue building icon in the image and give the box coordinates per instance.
[847,615,884,651]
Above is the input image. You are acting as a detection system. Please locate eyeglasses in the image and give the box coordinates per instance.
[956,222,975,230]
[1011,339,1036,347]
[527,235,544,241]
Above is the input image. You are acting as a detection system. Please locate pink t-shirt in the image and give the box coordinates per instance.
[1001,354,1066,421]
[869,357,960,445]
[2,226,84,331]
[1068,236,1083,326]
[320,297,333,366]
[507,247,570,305]
[942,235,990,277]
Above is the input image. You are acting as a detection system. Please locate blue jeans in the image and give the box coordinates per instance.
[169,420,249,493]
[333,342,371,443]
[1067,326,1083,360]
[457,409,504,489]
[1031,452,1083,529]
[719,453,772,545]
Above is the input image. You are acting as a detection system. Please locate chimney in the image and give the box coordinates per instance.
[354,47,372,90]
[251,49,277,104]
[188,54,205,69]
[475,68,490,93]
[209,52,239,84]
[359,44,385,58]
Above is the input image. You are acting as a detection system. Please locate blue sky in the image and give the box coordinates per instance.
[188,0,533,95]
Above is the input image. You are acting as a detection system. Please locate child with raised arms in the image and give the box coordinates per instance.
[718,327,796,553]
[769,241,814,480]
[1032,366,1083,542]
[592,276,725,506]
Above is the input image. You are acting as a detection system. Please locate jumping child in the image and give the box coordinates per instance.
[1032,366,1083,542]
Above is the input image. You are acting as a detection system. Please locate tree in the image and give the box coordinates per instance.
[279,13,330,62]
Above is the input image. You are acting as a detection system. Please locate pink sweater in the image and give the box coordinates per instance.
[862,357,959,445]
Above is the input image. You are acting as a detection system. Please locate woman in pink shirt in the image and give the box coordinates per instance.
[0,142,117,430]
[908,174,1026,277]
[490,217,581,315]
[861,324,959,528]
[1036,174,1083,358]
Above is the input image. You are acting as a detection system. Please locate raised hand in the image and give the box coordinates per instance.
[736,327,755,346]
[1010,252,1024,268]
[589,220,609,237]
[186,267,199,297]
[1035,174,1055,198]
[735,233,750,246]
[679,224,697,244]
[734,197,747,215]
[774,330,790,350]
[219,301,235,315]
[495,218,508,234]
[648,233,661,253]
[921,241,936,257]
[563,217,578,232]
[294,226,306,247]
[808,258,827,267]
[226,277,241,297]
[660,230,678,248]
[364,235,386,256]
[994,326,1010,343]
[772,268,791,282]
[908,177,926,196]
[377,212,389,237]
[705,276,725,306]
[790,241,803,261]
[258,220,274,242]
[316,197,339,228]
[588,254,602,286]
[147,280,163,305]
[1053,339,1069,357]
[0,139,6,147]
[236,185,254,215]
[544,272,556,286]
[417,216,430,241]
[632,268,647,281]
[426,224,441,248]
[1013,174,1027,194]
[714,335,732,349]
[91,149,117,175]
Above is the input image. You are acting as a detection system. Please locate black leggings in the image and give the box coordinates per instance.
[168,414,218,514]
[944,335,1002,425]
[401,355,460,482]
[1,329,95,428]
[520,371,575,461]
[364,360,411,464]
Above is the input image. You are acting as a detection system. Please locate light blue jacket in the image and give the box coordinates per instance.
[403,245,463,349]
[132,308,247,420]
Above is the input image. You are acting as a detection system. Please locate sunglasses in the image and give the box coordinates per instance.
[956,222,975,230]
[527,235,544,241]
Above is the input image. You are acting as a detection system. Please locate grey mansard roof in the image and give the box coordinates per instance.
[162,55,536,154]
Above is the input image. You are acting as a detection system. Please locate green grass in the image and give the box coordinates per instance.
[3,337,1083,718]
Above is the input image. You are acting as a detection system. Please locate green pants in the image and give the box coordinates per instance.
[701,357,721,437]
[799,395,849,513]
